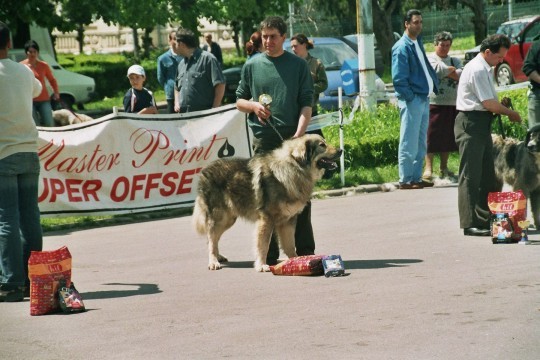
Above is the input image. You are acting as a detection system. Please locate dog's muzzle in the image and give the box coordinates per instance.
[317,149,343,171]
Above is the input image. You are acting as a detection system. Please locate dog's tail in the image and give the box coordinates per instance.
[192,196,209,235]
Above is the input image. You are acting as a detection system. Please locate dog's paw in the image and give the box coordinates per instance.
[208,261,222,270]
[254,260,271,272]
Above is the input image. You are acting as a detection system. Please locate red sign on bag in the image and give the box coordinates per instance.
[500,203,515,211]
[47,263,63,272]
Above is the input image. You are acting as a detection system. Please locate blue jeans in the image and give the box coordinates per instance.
[0,152,43,288]
[397,95,429,184]
[33,100,54,127]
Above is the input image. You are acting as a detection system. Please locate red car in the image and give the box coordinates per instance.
[463,15,540,86]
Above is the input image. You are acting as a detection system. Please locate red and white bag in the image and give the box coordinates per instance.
[487,191,527,243]
[28,246,72,316]
[270,255,325,276]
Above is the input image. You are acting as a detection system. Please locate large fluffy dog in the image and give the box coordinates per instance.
[192,134,342,272]
[492,124,540,227]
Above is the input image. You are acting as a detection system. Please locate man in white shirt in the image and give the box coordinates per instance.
[455,34,522,236]
[0,21,43,302]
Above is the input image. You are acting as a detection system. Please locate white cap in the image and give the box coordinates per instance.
[127,64,145,77]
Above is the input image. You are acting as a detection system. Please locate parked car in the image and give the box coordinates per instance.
[9,23,96,109]
[285,37,386,110]
[462,15,540,86]
[222,37,385,109]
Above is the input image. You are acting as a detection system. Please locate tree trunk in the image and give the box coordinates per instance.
[76,24,84,55]
[231,21,241,57]
[459,0,487,45]
[142,28,153,58]
[371,0,400,69]
[132,27,140,62]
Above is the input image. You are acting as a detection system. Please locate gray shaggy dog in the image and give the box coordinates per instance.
[192,134,341,272]
[492,124,540,228]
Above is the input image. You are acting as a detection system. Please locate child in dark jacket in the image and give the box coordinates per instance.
[123,65,158,114]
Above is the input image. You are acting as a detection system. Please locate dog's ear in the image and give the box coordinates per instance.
[291,139,310,167]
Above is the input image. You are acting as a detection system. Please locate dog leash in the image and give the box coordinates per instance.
[258,94,284,141]
[497,97,529,139]
[58,98,83,122]
[267,117,284,141]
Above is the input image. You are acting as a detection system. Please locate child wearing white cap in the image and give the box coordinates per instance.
[123,64,158,114]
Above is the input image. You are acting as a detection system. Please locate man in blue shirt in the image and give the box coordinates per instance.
[157,30,181,114]
[174,28,225,113]
[392,9,438,189]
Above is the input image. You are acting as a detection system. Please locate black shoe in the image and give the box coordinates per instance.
[0,285,24,302]
[399,182,423,190]
[266,258,279,266]
[463,227,491,236]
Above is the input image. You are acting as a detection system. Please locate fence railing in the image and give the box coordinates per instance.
[421,0,540,39]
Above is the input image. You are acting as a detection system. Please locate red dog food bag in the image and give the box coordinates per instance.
[270,255,325,276]
[28,246,72,316]
[487,191,527,242]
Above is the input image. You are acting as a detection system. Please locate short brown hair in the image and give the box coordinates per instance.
[260,16,287,36]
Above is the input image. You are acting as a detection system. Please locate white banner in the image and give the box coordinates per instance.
[37,104,252,216]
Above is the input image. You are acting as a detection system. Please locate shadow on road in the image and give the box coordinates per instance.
[81,283,162,300]
[222,259,424,270]
[344,259,423,269]
[222,261,254,268]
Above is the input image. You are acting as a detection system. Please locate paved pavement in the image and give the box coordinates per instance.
[1,185,539,360]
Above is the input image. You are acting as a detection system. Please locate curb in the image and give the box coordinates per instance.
[313,182,398,199]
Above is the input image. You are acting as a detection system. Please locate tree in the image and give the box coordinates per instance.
[458,0,487,45]
[308,0,402,69]
[372,0,401,70]
[0,0,61,30]
[112,0,169,60]
[192,0,296,57]
[56,0,105,54]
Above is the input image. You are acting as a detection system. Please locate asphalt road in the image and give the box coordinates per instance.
[1,185,539,360]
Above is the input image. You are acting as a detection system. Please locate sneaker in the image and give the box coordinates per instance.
[422,170,432,181]
[0,285,24,302]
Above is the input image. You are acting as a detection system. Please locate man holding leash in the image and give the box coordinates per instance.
[236,16,314,265]
[455,34,522,236]
[522,34,540,129]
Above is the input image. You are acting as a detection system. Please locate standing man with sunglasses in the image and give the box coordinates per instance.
[392,9,439,190]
